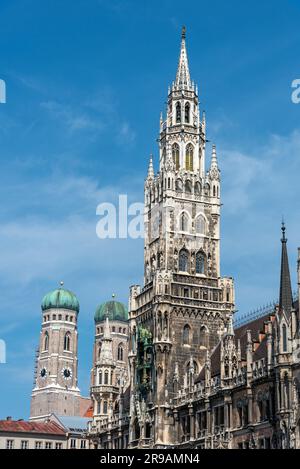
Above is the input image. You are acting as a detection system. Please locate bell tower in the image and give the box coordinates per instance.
[128,27,235,448]
[30,283,81,419]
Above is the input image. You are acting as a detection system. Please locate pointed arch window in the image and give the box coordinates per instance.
[64,332,71,351]
[185,102,190,123]
[104,371,109,385]
[199,325,209,348]
[118,344,124,361]
[175,179,183,191]
[176,102,181,123]
[282,324,287,352]
[179,248,189,272]
[196,251,205,274]
[183,324,191,345]
[195,215,205,234]
[180,212,189,232]
[98,371,102,385]
[103,401,108,414]
[172,143,180,170]
[195,182,201,195]
[185,180,192,193]
[185,144,194,171]
[44,332,49,351]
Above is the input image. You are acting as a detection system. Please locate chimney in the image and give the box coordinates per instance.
[6,416,12,421]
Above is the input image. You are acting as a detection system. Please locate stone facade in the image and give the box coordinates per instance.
[86,28,300,450]
[30,293,82,419]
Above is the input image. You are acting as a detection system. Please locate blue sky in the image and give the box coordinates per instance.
[0,0,300,419]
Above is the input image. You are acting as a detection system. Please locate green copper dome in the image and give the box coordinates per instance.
[41,287,79,313]
[94,300,128,323]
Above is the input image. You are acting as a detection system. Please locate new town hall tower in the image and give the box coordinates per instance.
[128,27,235,447]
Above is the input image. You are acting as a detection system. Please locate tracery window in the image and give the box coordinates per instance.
[179,249,189,272]
[183,324,191,345]
[196,251,205,274]
[172,143,180,170]
[185,144,193,171]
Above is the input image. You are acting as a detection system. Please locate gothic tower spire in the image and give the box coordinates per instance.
[279,221,293,315]
[175,26,192,89]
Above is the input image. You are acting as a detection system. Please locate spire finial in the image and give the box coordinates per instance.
[59,281,64,288]
[147,154,154,179]
[112,293,115,299]
[281,218,286,242]
[210,144,219,170]
[279,220,293,315]
[175,25,191,89]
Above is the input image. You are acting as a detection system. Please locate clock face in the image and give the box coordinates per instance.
[61,368,72,380]
[40,368,47,379]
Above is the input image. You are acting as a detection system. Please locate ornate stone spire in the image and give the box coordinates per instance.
[279,221,293,316]
[175,26,192,89]
[147,154,154,179]
[210,144,218,170]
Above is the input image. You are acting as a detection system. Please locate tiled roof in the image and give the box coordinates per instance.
[0,420,65,436]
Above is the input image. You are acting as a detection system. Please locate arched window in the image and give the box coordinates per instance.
[195,215,205,234]
[199,325,209,348]
[196,251,205,274]
[103,401,108,414]
[64,332,71,351]
[282,324,287,352]
[176,102,181,123]
[175,179,183,191]
[183,324,191,345]
[172,143,180,170]
[195,182,201,195]
[185,144,193,171]
[104,371,109,385]
[180,212,189,232]
[185,180,192,193]
[185,102,190,123]
[118,344,124,361]
[179,249,189,272]
[98,371,102,385]
[44,332,49,351]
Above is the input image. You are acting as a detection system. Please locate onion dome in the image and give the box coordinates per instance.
[41,282,79,313]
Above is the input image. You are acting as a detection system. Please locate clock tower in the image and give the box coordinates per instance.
[30,283,81,419]
[128,27,235,447]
